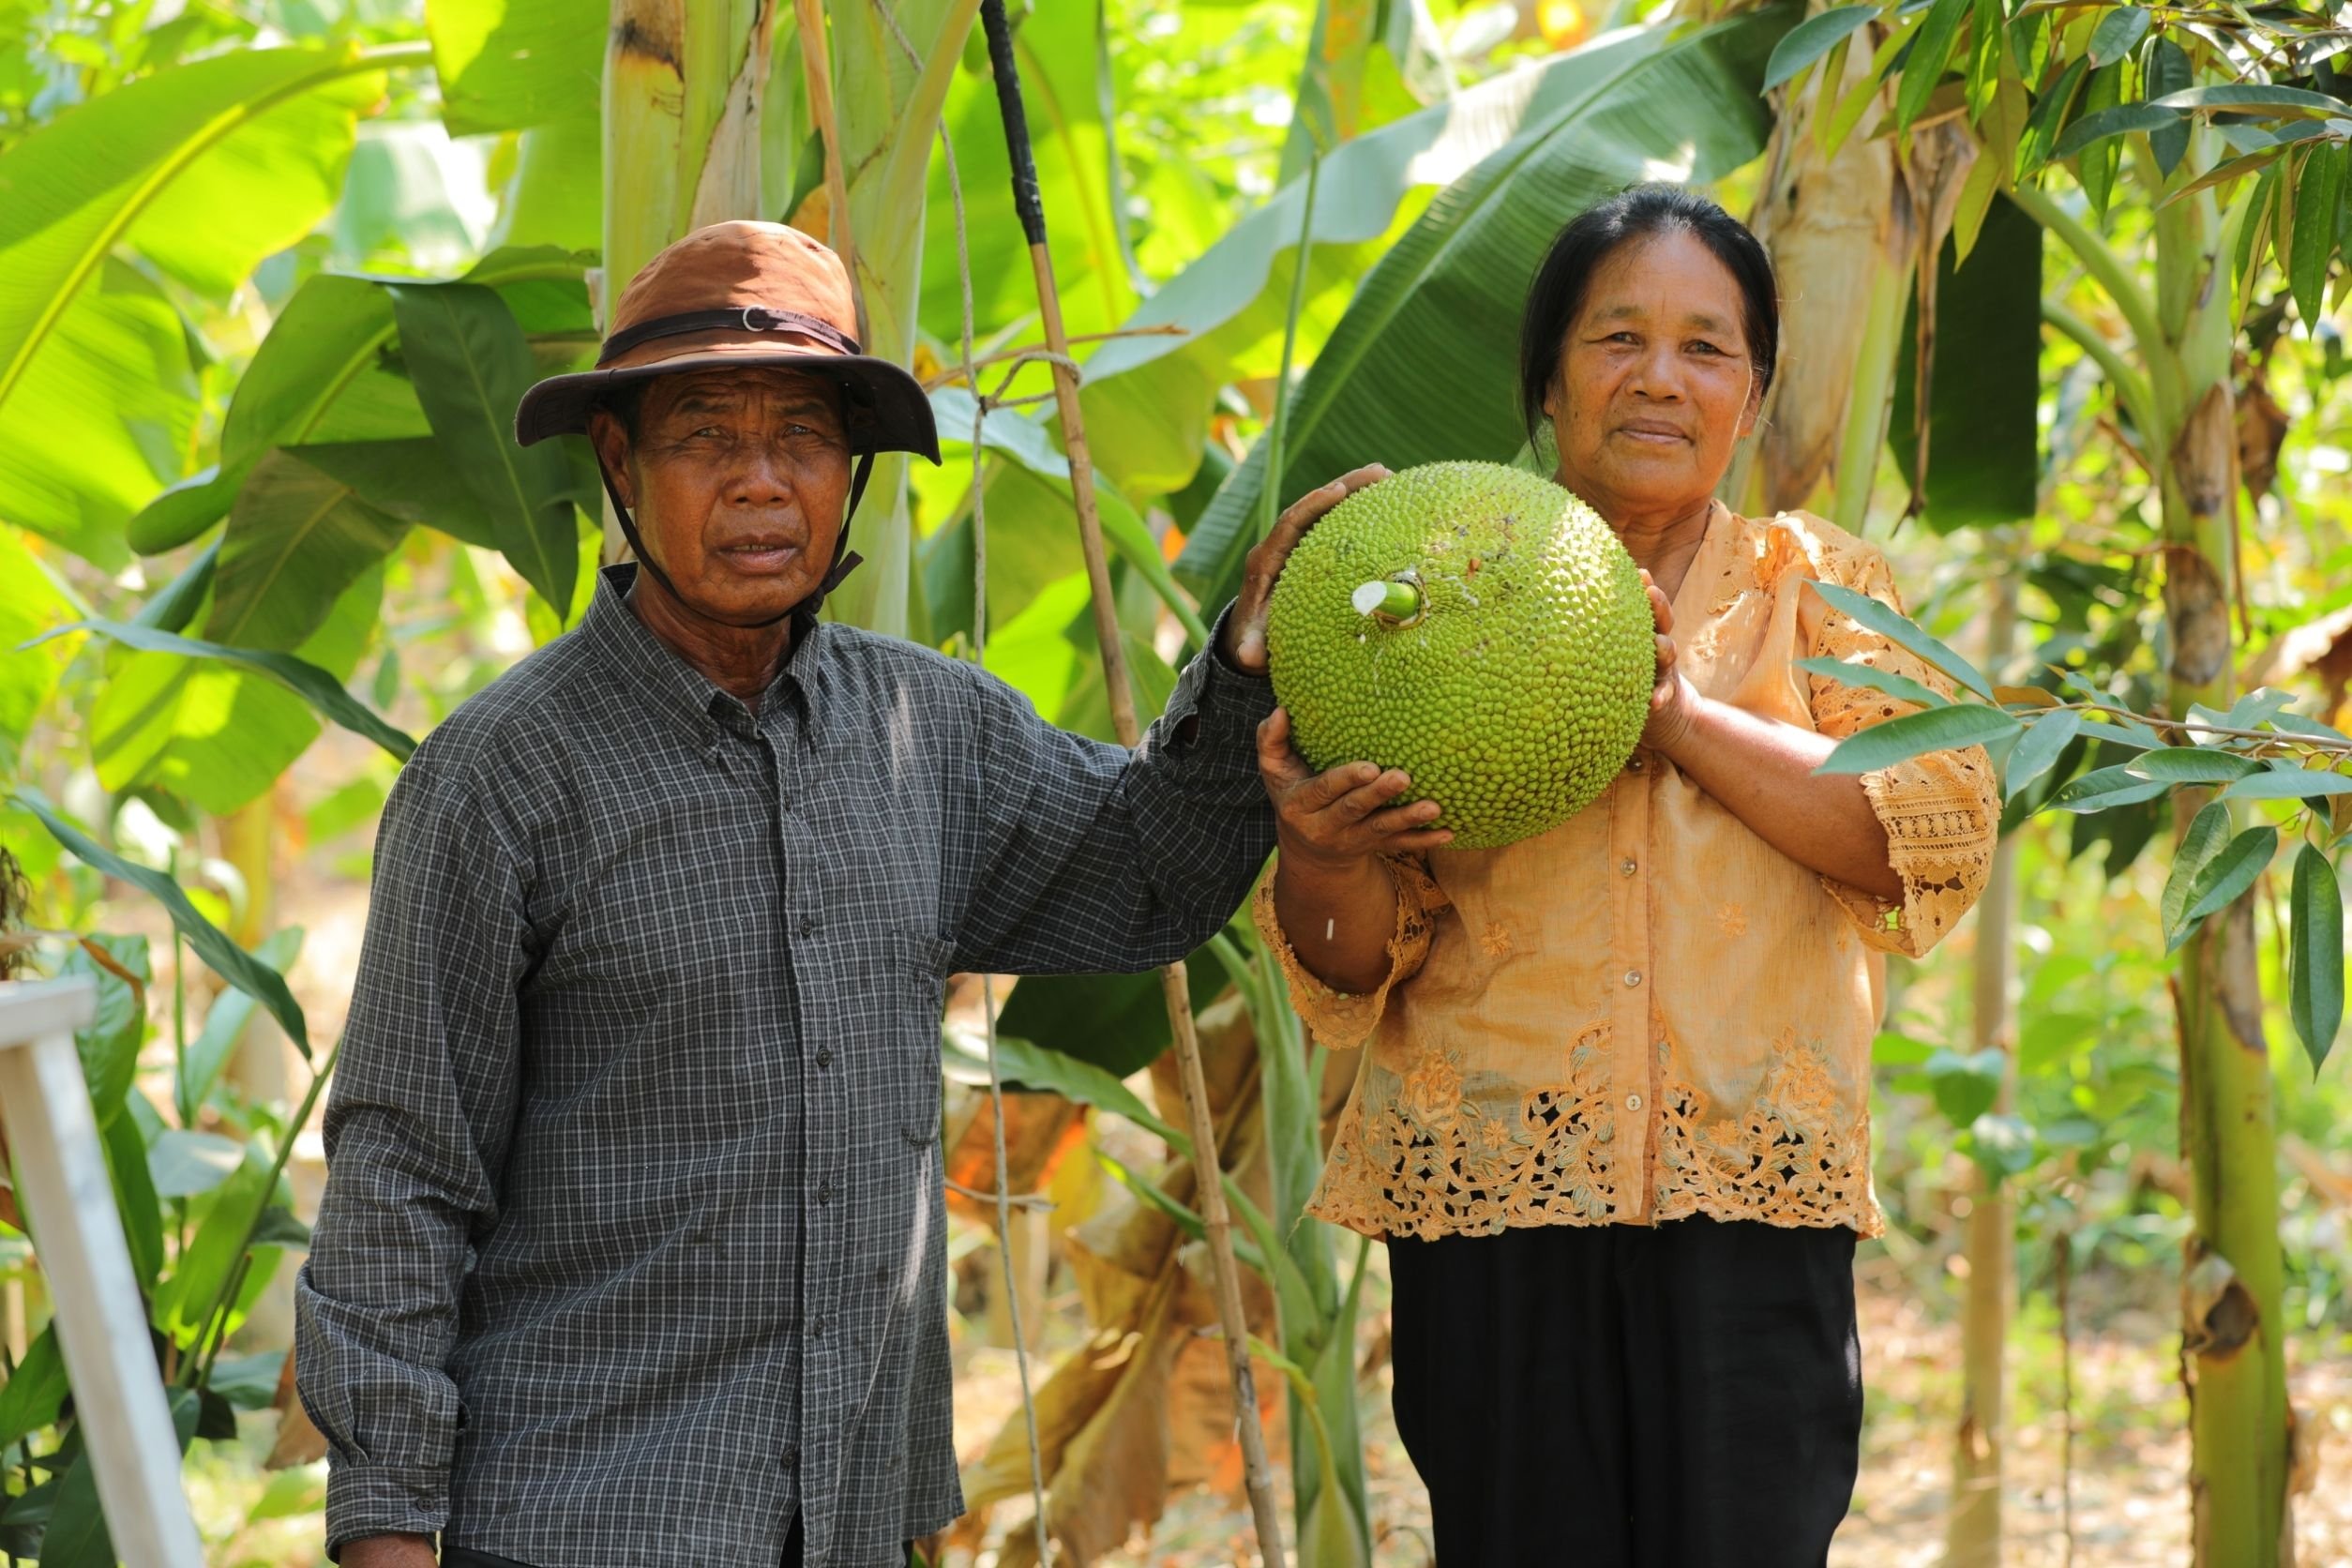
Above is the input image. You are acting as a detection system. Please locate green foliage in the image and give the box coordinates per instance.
[1177,9,1789,607]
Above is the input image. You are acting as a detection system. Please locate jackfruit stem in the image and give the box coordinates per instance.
[1352,579,1424,623]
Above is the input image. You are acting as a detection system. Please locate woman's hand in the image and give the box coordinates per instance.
[1257,708,1452,868]
[1638,568,1702,756]
[1222,464,1394,673]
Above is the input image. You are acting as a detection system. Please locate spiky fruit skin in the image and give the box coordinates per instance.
[1266,460,1654,851]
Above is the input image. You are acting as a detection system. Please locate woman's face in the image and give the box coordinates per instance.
[1544,229,1763,523]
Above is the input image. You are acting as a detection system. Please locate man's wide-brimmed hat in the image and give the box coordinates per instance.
[514,221,939,462]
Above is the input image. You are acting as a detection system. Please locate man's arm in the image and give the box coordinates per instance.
[951,467,1395,975]
[294,753,527,1564]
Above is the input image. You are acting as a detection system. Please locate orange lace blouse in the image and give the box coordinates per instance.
[1255,505,1998,1241]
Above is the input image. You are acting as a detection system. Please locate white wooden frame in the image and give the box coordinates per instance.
[0,977,204,1567]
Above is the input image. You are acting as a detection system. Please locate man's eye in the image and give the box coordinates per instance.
[689,425,726,439]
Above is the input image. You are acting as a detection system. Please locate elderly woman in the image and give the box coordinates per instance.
[1251,186,1998,1563]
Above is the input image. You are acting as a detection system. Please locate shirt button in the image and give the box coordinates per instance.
[817,1179,833,1204]
[1619,858,1636,877]
[1625,1093,1644,1112]
[780,1441,801,1470]
[810,1317,826,1338]
[796,914,817,937]
[816,1047,833,1068]
[1623,970,1643,988]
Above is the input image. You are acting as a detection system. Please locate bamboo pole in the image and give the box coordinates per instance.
[972,3,1288,1560]
[1945,569,2018,1568]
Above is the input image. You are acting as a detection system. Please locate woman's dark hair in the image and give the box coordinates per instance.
[1516,184,1779,444]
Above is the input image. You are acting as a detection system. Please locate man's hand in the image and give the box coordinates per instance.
[340,1533,437,1568]
[1637,568,1702,756]
[1222,463,1395,673]
[1257,708,1452,867]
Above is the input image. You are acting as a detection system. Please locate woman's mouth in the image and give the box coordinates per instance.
[1616,422,1687,445]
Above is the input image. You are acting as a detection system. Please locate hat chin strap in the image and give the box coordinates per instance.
[594,449,875,635]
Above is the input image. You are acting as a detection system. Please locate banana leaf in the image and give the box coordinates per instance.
[1175,9,1793,609]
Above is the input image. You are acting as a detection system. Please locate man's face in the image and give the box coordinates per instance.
[590,366,852,625]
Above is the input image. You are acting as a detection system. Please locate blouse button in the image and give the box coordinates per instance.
[1625,1093,1644,1112]
[1627,756,1646,773]
[1623,970,1643,988]
[1619,858,1637,877]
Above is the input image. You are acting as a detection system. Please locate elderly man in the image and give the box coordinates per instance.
[295,222,1417,1568]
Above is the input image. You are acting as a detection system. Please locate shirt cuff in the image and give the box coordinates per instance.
[324,1459,450,1562]
[1251,854,1444,1049]
[1821,746,1998,959]
[1155,601,1275,767]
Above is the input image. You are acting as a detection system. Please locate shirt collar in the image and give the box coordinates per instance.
[578,564,827,749]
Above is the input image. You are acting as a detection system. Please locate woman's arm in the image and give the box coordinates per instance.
[1259,707,1453,992]
[1636,574,1904,902]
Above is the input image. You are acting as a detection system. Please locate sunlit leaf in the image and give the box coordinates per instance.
[2055,101,2180,159]
[1816,703,2018,775]
[1762,4,1877,92]
[2047,764,2170,813]
[2291,138,2346,334]
[39,617,416,760]
[1179,10,1787,604]
[10,789,309,1057]
[2086,6,2150,68]
[206,451,412,651]
[2291,843,2344,1074]
[2224,766,2352,801]
[2171,825,2279,949]
[2152,83,2345,115]
[1793,656,1950,711]
[1807,580,1996,698]
[2004,708,2082,801]
[2125,746,2264,784]
[2162,801,2234,940]
[387,281,579,616]
[1894,0,1970,132]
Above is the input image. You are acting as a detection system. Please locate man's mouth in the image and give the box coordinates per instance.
[716,539,802,573]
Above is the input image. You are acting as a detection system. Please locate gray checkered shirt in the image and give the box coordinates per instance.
[295,565,1276,1568]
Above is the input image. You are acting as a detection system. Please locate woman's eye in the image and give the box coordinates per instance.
[1689,341,1721,355]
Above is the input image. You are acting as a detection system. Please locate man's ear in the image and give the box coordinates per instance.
[587,407,634,510]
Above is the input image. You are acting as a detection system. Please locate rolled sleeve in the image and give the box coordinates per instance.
[951,602,1277,975]
[1252,853,1449,1049]
[1802,555,1999,959]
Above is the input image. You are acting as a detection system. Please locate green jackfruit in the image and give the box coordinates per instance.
[1266,460,1654,851]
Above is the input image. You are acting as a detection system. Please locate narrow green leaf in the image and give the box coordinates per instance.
[1896,0,1972,131]
[2017,55,2089,178]
[2274,712,2352,745]
[2172,825,2279,948]
[1807,580,1996,698]
[988,1033,1179,1144]
[1764,5,1879,92]
[2153,83,2345,115]
[1816,704,2019,775]
[10,789,309,1058]
[386,281,579,616]
[2125,746,2265,784]
[2291,844,2344,1074]
[2162,800,2235,939]
[0,1327,66,1450]
[2224,767,2352,801]
[1793,656,1951,711]
[2055,102,2182,159]
[2086,6,2149,67]
[2144,36,2193,174]
[2292,138,2346,333]
[62,933,149,1124]
[2005,708,2083,801]
[2047,764,2171,813]
[33,618,415,761]
[2077,64,2124,220]
[102,1108,163,1293]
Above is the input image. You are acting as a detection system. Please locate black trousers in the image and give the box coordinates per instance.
[1387,1216,1862,1568]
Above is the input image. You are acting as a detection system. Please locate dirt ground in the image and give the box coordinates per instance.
[944,1245,2352,1568]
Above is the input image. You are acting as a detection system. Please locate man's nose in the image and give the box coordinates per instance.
[728,442,794,506]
